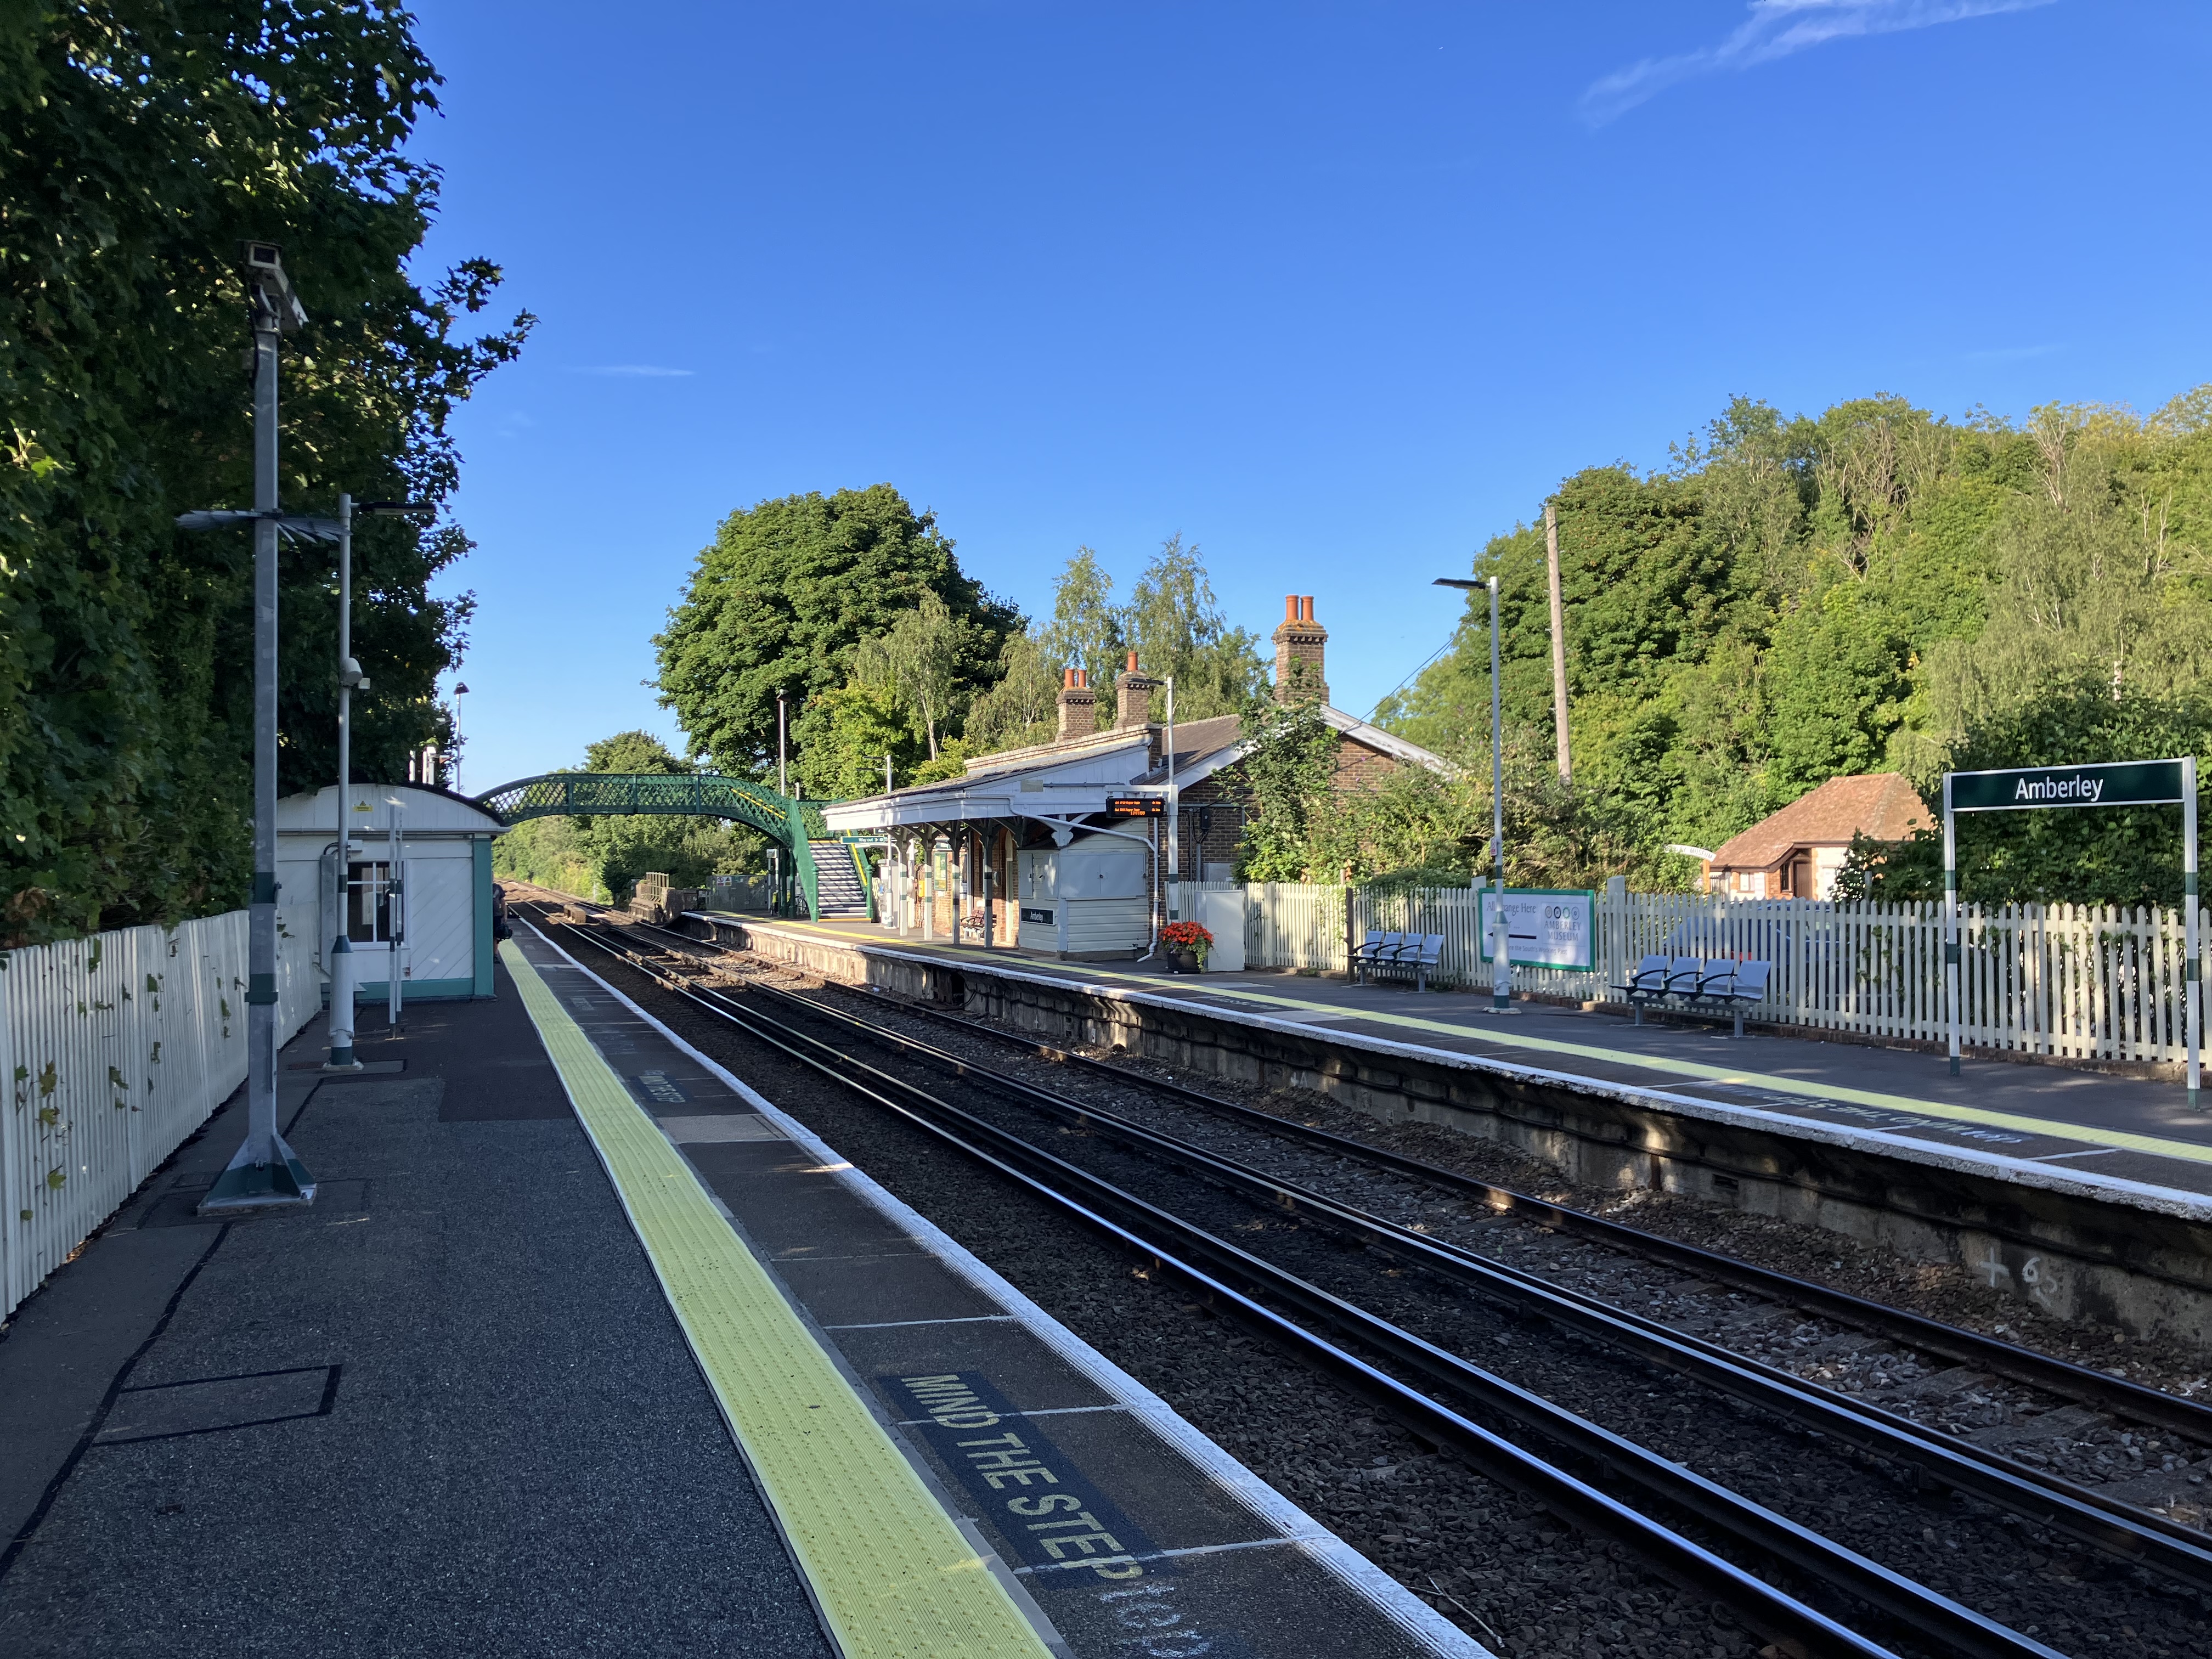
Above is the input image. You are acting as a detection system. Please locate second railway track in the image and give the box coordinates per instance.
[515,895,2212,1658]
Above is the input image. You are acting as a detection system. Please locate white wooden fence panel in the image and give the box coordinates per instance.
[1219,884,2207,1065]
[2,907,319,1317]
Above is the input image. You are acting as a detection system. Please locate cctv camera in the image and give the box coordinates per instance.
[241,240,307,334]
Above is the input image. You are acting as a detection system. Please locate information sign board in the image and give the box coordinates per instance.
[1106,795,1165,819]
[1949,759,2187,813]
[1477,888,1596,972]
[1940,754,2198,1105]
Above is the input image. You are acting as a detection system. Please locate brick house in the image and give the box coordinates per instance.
[821,594,1447,956]
[1704,772,1933,900]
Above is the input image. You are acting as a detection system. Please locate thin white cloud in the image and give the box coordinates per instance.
[1578,0,2055,127]
[568,364,696,377]
[1962,343,2063,363]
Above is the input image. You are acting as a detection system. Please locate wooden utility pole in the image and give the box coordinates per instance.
[1544,501,1571,782]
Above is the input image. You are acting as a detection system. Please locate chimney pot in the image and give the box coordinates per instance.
[1114,653,1158,729]
[1284,594,1297,622]
[1056,664,1100,740]
[1301,595,1314,622]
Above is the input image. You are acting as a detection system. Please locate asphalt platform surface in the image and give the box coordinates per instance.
[0,966,834,1659]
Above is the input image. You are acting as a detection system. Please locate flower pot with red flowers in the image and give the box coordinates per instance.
[1160,920,1212,974]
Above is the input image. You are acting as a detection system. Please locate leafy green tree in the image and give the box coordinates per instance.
[1123,534,1268,720]
[1040,547,1123,679]
[655,486,1019,781]
[2,1,529,944]
[791,686,917,797]
[1233,702,1342,881]
[964,631,1063,753]
[1377,385,2212,903]
[855,592,978,760]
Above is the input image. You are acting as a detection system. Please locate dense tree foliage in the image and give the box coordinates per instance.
[1378,391,2212,903]
[655,486,1020,784]
[2,2,528,944]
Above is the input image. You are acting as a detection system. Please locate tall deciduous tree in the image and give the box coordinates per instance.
[1123,534,1268,720]
[1040,547,1122,679]
[1,1,530,944]
[655,485,1019,779]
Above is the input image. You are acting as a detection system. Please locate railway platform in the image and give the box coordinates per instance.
[0,939,1476,1657]
[707,912,2212,1202]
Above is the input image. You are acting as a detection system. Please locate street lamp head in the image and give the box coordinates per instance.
[454,682,470,696]
[357,500,436,518]
[241,241,306,334]
[1431,577,1482,591]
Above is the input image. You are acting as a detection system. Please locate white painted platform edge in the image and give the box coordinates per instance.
[715,916,2212,1226]
[529,922,1490,1659]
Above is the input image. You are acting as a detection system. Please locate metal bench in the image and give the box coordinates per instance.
[1685,960,1773,1037]
[1612,955,1773,1035]
[1610,953,1671,1019]
[1349,930,1406,984]
[1363,932,1446,992]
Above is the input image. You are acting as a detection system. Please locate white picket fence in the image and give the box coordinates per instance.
[1222,884,2209,1066]
[1,907,321,1317]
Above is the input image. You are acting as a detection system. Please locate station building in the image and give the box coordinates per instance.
[821,596,1448,959]
[275,782,507,1001]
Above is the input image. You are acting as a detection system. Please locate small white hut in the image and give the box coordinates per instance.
[276,783,507,1002]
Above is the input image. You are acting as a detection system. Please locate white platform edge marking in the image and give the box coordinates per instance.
[713,916,2212,1222]
[522,922,1489,1659]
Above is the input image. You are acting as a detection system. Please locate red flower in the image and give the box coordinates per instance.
[1160,921,1213,950]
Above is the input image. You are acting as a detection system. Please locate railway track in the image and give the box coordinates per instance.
[572,891,2212,1486]
[515,895,2212,1658]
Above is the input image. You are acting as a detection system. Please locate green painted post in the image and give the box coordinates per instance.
[473,836,495,996]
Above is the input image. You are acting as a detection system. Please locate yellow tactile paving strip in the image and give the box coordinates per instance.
[743,918,2212,1172]
[500,940,1052,1659]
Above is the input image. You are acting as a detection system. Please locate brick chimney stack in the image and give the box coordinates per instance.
[1271,594,1328,704]
[1056,667,1099,741]
[1114,650,1159,729]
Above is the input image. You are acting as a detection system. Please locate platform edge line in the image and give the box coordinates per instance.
[499,938,1054,1659]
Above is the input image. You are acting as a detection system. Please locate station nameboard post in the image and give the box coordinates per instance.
[1943,758,2198,1108]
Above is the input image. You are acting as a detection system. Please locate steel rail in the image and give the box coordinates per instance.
[532,910,2064,1659]
[648,901,2212,1448]
[661,938,2212,1596]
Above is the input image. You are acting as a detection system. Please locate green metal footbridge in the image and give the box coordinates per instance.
[473,772,836,918]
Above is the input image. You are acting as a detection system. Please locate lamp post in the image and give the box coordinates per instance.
[776,686,789,798]
[1434,573,1516,1015]
[198,242,314,1210]
[324,498,430,1070]
[451,682,470,791]
[1164,675,1179,921]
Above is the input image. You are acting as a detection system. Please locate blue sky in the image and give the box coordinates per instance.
[407,1,2212,791]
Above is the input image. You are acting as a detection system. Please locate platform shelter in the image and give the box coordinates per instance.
[276,782,505,1002]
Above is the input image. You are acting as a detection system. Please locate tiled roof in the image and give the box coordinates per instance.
[1708,772,1933,871]
[1130,715,1243,783]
